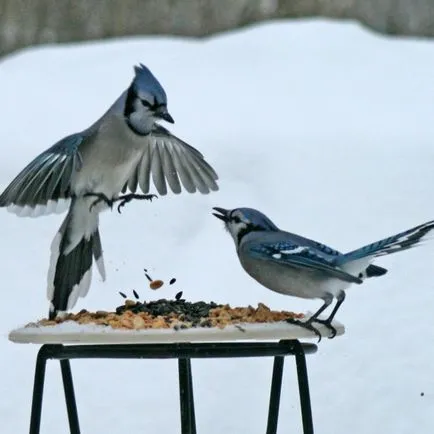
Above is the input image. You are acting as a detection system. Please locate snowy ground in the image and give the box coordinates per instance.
[1,20,433,433]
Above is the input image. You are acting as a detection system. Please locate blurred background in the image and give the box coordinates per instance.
[1,0,434,59]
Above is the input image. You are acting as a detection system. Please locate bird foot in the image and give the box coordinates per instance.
[286,318,323,343]
[84,193,157,213]
[84,192,114,212]
[312,319,337,339]
[114,193,158,214]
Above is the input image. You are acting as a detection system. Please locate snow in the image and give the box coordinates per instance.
[1,20,434,433]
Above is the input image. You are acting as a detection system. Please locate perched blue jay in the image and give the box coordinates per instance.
[213,207,434,339]
[0,63,219,319]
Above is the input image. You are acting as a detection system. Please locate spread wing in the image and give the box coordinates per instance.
[123,125,219,195]
[0,133,84,217]
[249,241,362,284]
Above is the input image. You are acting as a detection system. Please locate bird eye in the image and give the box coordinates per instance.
[140,99,152,108]
[233,216,241,223]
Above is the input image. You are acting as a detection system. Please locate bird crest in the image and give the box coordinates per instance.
[132,63,167,102]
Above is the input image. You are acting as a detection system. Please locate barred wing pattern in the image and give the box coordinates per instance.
[249,241,363,284]
[0,134,84,216]
[124,125,219,196]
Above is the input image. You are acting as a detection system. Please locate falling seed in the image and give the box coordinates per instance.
[133,290,140,299]
[119,291,127,299]
[145,273,153,282]
[150,279,164,290]
[169,278,176,285]
[175,291,183,301]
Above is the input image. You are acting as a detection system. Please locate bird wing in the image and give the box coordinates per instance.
[292,235,387,278]
[0,133,85,217]
[123,124,219,195]
[249,241,362,284]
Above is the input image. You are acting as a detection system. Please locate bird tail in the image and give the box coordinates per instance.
[47,197,106,319]
[365,264,388,278]
[338,220,434,276]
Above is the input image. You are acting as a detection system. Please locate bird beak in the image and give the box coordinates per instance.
[155,106,175,124]
[212,207,229,222]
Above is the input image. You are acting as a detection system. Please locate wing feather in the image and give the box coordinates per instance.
[129,125,219,196]
[150,139,168,195]
[0,133,84,217]
[249,242,362,284]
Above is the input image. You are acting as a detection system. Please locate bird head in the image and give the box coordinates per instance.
[212,207,279,245]
[124,63,174,135]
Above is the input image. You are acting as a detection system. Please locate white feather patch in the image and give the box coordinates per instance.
[272,246,307,259]
[64,203,99,255]
[55,310,68,319]
[7,198,70,218]
[95,255,106,281]
[15,205,34,217]
[280,247,307,255]
[341,257,373,277]
[67,268,92,310]
[47,232,62,300]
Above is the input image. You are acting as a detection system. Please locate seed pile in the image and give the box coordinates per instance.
[115,296,222,328]
[34,296,304,331]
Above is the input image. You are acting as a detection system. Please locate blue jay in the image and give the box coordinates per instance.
[213,207,434,339]
[0,63,219,319]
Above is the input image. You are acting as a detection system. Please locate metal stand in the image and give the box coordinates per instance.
[28,340,317,434]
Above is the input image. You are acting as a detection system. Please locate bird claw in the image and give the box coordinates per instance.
[286,318,323,343]
[83,193,157,213]
[312,319,337,339]
[84,192,113,212]
[114,194,158,214]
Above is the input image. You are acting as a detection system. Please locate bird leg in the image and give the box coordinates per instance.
[84,193,157,213]
[113,193,158,214]
[286,317,323,341]
[286,296,333,342]
[84,192,114,211]
[312,291,346,339]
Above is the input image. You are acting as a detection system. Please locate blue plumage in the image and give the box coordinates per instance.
[338,220,434,263]
[0,63,219,318]
[233,207,279,232]
[132,64,168,104]
[213,206,434,339]
[249,241,362,284]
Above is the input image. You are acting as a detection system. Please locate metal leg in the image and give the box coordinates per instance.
[186,360,197,434]
[25,341,316,434]
[29,346,49,434]
[60,359,81,433]
[266,356,284,434]
[294,343,314,434]
[178,358,197,434]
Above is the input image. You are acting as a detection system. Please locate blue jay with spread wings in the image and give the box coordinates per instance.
[0,64,219,318]
[213,207,434,339]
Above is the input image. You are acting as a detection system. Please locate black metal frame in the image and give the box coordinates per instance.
[28,340,317,434]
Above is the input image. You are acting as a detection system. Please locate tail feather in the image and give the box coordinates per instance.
[342,220,434,262]
[92,229,106,282]
[337,220,434,278]
[365,264,388,278]
[48,198,105,319]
